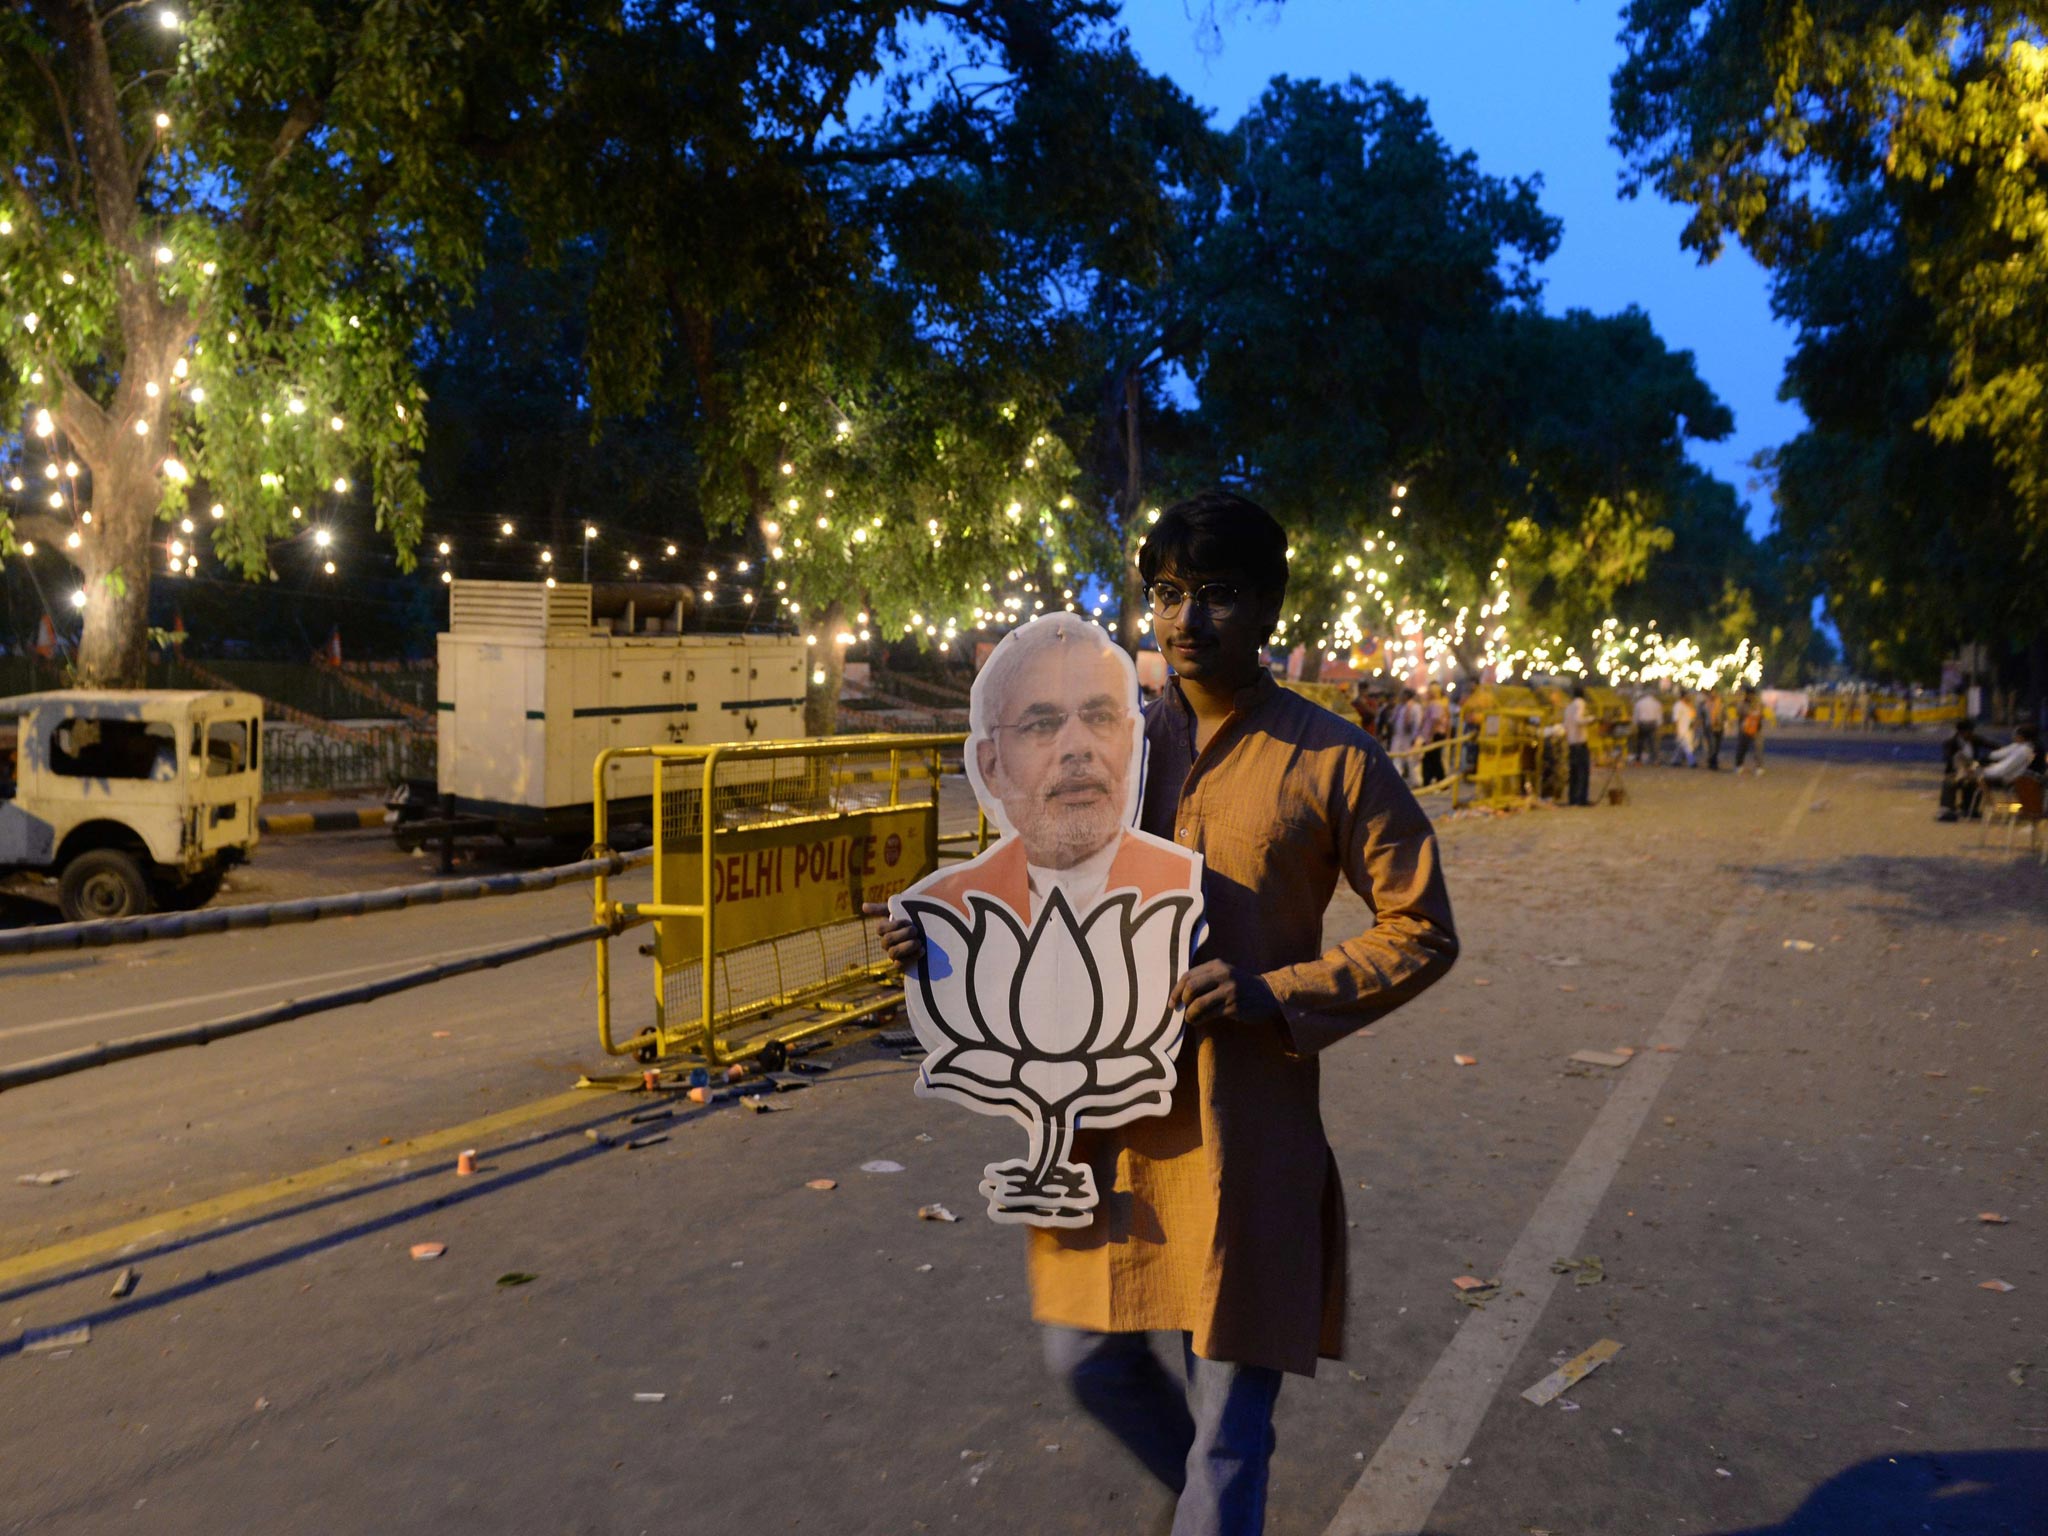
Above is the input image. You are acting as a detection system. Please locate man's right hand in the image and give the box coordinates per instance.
[862,901,925,970]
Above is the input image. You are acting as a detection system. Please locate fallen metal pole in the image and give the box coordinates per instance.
[0,923,632,1094]
[0,848,652,960]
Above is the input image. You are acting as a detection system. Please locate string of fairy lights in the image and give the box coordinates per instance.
[1,7,1765,690]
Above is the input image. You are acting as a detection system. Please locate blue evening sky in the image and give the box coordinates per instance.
[1119,0,1802,536]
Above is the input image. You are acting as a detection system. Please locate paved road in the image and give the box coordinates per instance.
[1,725,2043,1534]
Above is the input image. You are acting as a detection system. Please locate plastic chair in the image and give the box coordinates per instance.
[1983,772,2043,860]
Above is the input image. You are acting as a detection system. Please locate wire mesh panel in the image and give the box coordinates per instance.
[632,736,958,1061]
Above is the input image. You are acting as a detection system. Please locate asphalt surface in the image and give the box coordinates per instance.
[1,724,2043,1535]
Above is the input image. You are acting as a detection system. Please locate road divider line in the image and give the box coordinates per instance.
[0,935,530,1043]
[1325,764,1826,1536]
[0,1088,595,1292]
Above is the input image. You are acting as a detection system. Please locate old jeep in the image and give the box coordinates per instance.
[0,690,263,921]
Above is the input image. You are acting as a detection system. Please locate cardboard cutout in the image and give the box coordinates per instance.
[891,614,1204,1228]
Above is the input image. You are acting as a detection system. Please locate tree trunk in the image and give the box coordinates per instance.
[72,340,179,688]
[804,599,847,737]
[1297,648,1324,684]
[1116,366,1148,656]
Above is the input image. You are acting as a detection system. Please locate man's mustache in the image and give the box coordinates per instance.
[1044,774,1113,800]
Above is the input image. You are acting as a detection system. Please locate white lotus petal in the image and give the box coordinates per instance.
[1019,1058,1088,1105]
[966,897,1026,1049]
[1081,895,1135,1053]
[938,1048,1016,1086]
[902,900,978,1052]
[1014,893,1098,1056]
[1125,895,1194,1050]
[1094,1054,1151,1088]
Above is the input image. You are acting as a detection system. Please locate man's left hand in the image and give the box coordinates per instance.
[1171,961,1284,1029]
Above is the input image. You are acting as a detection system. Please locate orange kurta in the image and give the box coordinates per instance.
[1026,673,1459,1375]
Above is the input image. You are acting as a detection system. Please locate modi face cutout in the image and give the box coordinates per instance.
[894,613,1205,1227]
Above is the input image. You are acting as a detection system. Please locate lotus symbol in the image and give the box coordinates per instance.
[899,887,1201,1228]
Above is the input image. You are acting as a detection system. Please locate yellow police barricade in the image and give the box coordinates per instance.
[590,733,978,1068]
[1464,683,1555,804]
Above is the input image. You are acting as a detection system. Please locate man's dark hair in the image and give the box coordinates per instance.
[1571,682,1587,699]
[1138,490,1289,597]
[2017,724,2039,743]
[1957,718,1978,734]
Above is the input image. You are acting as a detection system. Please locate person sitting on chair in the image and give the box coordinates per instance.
[1938,719,1988,821]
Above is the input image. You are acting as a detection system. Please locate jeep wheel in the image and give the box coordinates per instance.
[58,849,153,922]
[153,867,225,912]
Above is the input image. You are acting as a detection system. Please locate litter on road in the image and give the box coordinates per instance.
[1453,1054,1478,1067]
[862,1160,906,1174]
[632,1392,667,1403]
[1520,1338,1624,1406]
[108,1267,138,1299]
[496,1273,536,1288]
[1570,1050,1633,1069]
[409,1243,446,1261]
[15,1170,75,1186]
[1980,1279,2017,1293]
[454,1149,477,1177]
[22,1322,91,1354]
[1551,1255,1606,1287]
[919,1204,960,1222]
[806,1179,839,1191]
[1783,939,1818,951]
[1979,1212,2010,1224]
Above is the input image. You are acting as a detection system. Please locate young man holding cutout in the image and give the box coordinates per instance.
[869,491,1458,1534]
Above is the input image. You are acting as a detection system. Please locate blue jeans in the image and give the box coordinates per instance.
[1042,1327,1283,1536]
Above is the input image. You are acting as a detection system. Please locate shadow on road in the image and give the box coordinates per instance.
[1742,851,2046,929]
[0,1094,704,1331]
[1702,1447,2048,1535]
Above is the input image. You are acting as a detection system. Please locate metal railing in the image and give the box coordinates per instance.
[591,733,983,1068]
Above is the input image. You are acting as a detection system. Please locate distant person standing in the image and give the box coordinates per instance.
[1670,691,1699,768]
[1564,683,1592,806]
[1390,687,1424,786]
[1734,689,1766,775]
[1419,684,1451,786]
[1701,689,1726,771]
[1631,687,1662,765]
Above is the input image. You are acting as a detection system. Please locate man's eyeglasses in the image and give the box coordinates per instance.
[993,704,1131,744]
[1145,581,1244,618]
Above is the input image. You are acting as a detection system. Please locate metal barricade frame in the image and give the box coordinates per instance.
[591,733,979,1067]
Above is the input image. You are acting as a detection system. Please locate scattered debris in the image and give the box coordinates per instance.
[1923,1070,1950,1079]
[629,1108,674,1125]
[915,1263,934,1273]
[2010,1364,2031,1388]
[1981,1280,2017,1293]
[861,1160,906,1174]
[788,1060,834,1076]
[1654,1044,1679,1053]
[584,1129,615,1148]
[496,1273,536,1288]
[624,1134,668,1151]
[409,1243,446,1261]
[254,1396,270,1411]
[1570,1050,1632,1069]
[1551,1256,1606,1287]
[15,1170,74,1187]
[1453,1054,1478,1067]
[1451,1275,1493,1292]
[1557,983,1579,993]
[877,1030,918,1049]
[747,1099,781,1114]
[1555,1400,1580,1414]
[455,1149,477,1178]
[919,1204,960,1223]
[108,1267,138,1300]
[806,1179,839,1191]
[431,1030,452,1038]
[1520,1339,1623,1406]
[1980,1212,2011,1225]
[1783,939,1818,952]
[21,1322,90,1354]
[1471,979,1492,987]
[1715,1467,1734,1479]
[633,1392,667,1403]
[1536,954,1584,968]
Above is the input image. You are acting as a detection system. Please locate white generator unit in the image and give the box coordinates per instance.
[427,579,807,831]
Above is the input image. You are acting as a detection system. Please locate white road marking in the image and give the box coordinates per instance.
[0,934,535,1044]
[1325,765,1825,1536]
